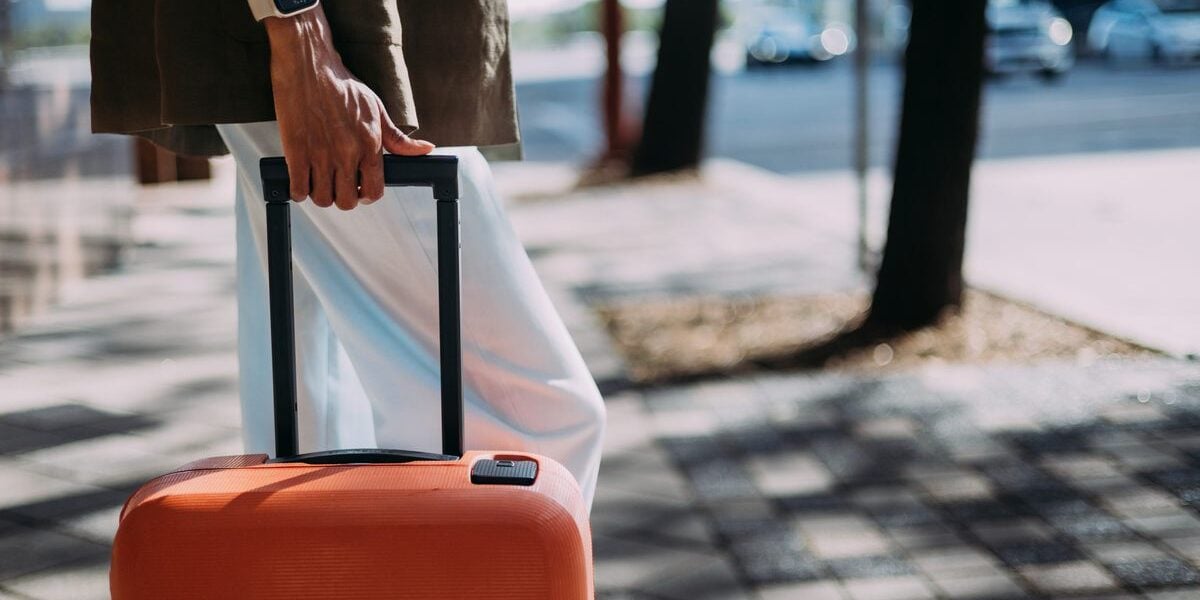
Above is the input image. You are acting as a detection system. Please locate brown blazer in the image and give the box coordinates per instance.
[90,0,519,157]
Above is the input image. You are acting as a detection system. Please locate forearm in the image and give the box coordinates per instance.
[263,7,345,86]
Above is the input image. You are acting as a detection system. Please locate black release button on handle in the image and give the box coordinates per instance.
[471,459,537,486]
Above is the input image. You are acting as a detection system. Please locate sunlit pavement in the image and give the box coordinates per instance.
[0,151,1198,598]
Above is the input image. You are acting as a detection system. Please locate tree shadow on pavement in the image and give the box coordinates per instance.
[647,375,1200,595]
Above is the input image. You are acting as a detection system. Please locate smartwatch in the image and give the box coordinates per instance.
[248,0,320,21]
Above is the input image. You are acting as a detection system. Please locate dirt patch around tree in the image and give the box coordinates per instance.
[596,290,1158,385]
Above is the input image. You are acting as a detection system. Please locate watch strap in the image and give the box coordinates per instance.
[248,0,320,22]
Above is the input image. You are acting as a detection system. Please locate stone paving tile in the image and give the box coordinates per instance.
[1142,468,1200,508]
[730,532,824,586]
[809,438,893,484]
[1109,444,1188,471]
[826,556,914,580]
[774,492,850,516]
[850,486,923,509]
[1055,513,1139,543]
[1017,560,1122,595]
[13,431,202,488]
[0,520,108,583]
[746,452,833,498]
[1039,455,1124,481]
[723,426,788,457]
[794,515,891,560]
[707,498,778,540]
[682,459,761,504]
[1107,557,1200,588]
[884,523,967,551]
[991,541,1084,567]
[910,546,1000,577]
[842,575,935,600]
[1,560,109,600]
[975,459,1060,493]
[1099,487,1185,519]
[592,534,721,592]
[926,569,1028,599]
[940,498,1028,523]
[591,484,713,549]
[1161,536,1200,564]
[0,460,103,514]
[1145,590,1200,600]
[756,580,845,600]
[658,436,724,467]
[0,423,70,457]
[640,555,753,600]
[853,417,919,440]
[919,472,997,503]
[1124,512,1200,539]
[54,505,121,547]
[595,592,659,600]
[650,408,721,439]
[970,518,1055,546]
[1083,541,1171,564]
[1101,402,1171,427]
[864,501,942,529]
[1024,496,1103,519]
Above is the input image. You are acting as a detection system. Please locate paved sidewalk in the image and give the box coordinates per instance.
[1,155,1199,599]
[500,148,1200,358]
[500,159,1200,598]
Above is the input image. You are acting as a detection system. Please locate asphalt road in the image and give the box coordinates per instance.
[515,60,1200,173]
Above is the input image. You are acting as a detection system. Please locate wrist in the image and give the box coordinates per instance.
[264,6,338,76]
[264,8,321,49]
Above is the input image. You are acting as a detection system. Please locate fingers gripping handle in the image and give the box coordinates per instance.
[259,155,463,459]
[261,155,460,202]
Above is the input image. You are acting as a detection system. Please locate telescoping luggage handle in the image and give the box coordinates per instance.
[259,155,463,463]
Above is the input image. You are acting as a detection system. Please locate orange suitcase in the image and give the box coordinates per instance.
[110,156,594,599]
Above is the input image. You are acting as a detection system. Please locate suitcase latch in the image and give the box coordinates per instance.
[470,459,538,486]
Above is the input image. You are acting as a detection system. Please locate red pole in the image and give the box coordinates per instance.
[601,0,625,160]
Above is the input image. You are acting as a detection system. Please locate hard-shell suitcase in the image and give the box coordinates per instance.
[110,156,594,599]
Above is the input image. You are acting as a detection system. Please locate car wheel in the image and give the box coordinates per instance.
[1037,68,1066,83]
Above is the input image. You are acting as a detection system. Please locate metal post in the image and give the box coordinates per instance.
[601,0,624,160]
[854,0,872,272]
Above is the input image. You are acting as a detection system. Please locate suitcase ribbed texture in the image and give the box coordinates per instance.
[110,452,592,599]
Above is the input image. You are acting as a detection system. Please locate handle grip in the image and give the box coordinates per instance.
[258,155,463,460]
[259,155,460,201]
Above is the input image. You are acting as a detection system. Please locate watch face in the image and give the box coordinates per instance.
[274,0,317,14]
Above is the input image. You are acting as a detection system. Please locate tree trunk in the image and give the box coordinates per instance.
[0,0,12,89]
[866,0,988,330]
[630,0,718,176]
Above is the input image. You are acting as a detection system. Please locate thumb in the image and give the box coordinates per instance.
[381,109,435,156]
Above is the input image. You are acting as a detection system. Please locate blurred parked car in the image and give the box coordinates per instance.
[987,0,1076,80]
[741,6,855,66]
[1089,0,1200,63]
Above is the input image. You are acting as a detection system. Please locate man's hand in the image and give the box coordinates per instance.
[264,7,433,210]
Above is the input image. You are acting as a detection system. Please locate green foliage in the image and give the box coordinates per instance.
[510,0,665,47]
[14,23,90,50]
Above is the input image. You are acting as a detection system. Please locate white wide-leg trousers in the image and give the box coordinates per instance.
[217,122,605,507]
